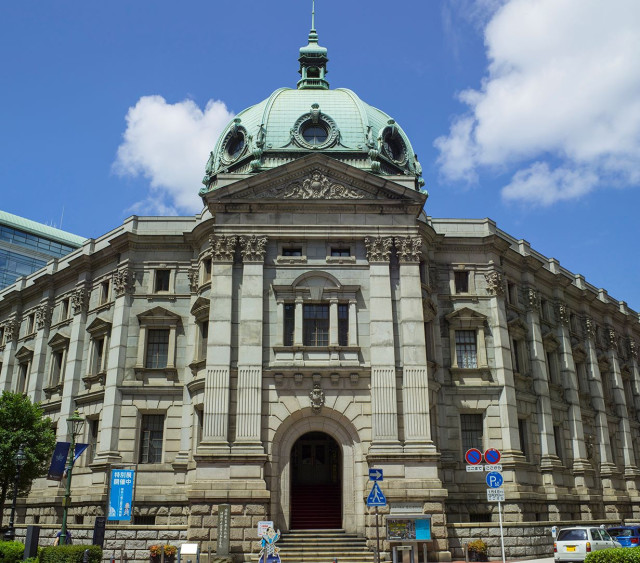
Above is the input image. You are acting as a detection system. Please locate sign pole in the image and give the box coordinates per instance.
[498,501,505,563]
[375,506,381,563]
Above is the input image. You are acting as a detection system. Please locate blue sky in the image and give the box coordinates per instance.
[1,1,639,309]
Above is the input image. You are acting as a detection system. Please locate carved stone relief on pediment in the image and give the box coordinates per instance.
[235,169,388,201]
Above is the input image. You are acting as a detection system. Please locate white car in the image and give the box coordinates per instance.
[554,526,620,562]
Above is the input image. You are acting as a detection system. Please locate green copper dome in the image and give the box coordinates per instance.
[200,14,424,194]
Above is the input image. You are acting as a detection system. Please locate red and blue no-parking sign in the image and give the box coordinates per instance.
[484,448,501,465]
[465,448,483,465]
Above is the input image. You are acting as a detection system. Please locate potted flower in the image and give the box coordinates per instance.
[467,539,488,562]
[164,545,178,561]
[149,545,162,561]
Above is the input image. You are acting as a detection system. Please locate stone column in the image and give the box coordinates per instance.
[348,300,358,347]
[365,236,400,453]
[396,236,433,452]
[553,299,590,487]
[234,235,267,453]
[95,266,133,464]
[605,325,638,486]
[58,280,90,442]
[0,317,19,391]
[629,339,640,415]
[583,316,615,476]
[202,235,236,453]
[522,287,558,477]
[484,270,520,462]
[27,298,53,402]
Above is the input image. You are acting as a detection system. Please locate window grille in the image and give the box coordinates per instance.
[455,330,477,368]
[146,329,169,369]
[303,304,329,346]
[460,413,483,451]
[139,414,164,464]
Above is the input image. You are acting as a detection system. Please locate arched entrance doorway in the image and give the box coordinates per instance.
[290,431,342,529]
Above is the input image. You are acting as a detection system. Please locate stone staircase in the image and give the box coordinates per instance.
[275,529,375,563]
[290,484,342,529]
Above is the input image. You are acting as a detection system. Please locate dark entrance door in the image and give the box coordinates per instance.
[290,431,342,529]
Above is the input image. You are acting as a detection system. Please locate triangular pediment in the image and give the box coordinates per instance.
[204,154,427,212]
[48,332,70,349]
[86,317,112,336]
[15,345,33,361]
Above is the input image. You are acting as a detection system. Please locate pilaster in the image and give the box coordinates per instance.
[0,317,19,391]
[27,297,53,402]
[396,236,434,453]
[234,235,267,453]
[365,236,401,453]
[201,235,236,454]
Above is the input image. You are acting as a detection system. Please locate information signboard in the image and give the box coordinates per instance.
[386,518,431,541]
[107,469,135,521]
[487,489,505,502]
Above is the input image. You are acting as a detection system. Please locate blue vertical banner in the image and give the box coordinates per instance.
[107,469,135,521]
[47,442,70,481]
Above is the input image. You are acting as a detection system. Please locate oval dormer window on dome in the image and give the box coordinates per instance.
[292,105,339,150]
[220,120,248,164]
[381,121,407,165]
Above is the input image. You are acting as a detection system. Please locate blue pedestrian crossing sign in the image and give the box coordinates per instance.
[367,482,387,506]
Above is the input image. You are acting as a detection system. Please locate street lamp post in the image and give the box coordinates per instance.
[3,443,26,541]
[60,410,84,546]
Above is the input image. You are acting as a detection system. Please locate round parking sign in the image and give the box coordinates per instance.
[486,471,504,488]
[465,448,483,465]
[484,448,501,465]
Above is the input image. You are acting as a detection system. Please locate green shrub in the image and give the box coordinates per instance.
[0,540,26,563]
[39,544,102,563]
[586,547,640,563]
[24,557,39,563]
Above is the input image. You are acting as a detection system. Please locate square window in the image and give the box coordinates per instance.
[454,271,469,294]
[283,248,303,257]
[145,329,170,369]
[303,304,329,346]
[455,330,477,368]
[154,269,170,292]
[139,414,164,464]
[331,248,350,257]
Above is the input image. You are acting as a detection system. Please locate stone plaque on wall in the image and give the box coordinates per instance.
[217,503,231,556]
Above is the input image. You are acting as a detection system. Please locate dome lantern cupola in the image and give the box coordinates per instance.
[297,0,329,90]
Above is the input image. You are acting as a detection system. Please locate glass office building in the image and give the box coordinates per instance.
[0,210,85,288]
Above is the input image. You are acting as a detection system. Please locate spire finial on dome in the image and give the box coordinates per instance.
[298,0,329,90]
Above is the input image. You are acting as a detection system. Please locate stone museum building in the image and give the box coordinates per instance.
[1,19,640,563]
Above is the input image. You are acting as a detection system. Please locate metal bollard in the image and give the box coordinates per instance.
[83,549,90,563]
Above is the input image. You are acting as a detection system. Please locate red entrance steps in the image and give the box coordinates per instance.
[276,529,375,563]
[291,484,342,529]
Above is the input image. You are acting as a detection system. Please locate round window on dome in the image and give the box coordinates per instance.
[382,130,407,164]
[301,123,329,146]
[226,132,246,160]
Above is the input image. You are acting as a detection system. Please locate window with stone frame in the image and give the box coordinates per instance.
[283,303,295,346]
[99,280,110,305]
[202,257,212,284]
[507,281,518,306]
[338,303,349,346]
[60,298,70,322]
[47,333,69,389]
[154,269,171,293]
[454,271,469,294]
[87,418,99,463]
[303,304,330,346]
[553,424,565,463]
[135,307,180,377]
[26,313,35,335]
[14,345,33,394]
[508,318,528,376]
[609,423,620,467]
[446,307,488,372]
[145,329,170,368]
[195,407,204,446]
[460,413,483,452]
[190,297,209,365]
[518,418,530,461]
[139,413,164,464]
[85,317,111,380]
[455,330,477,368]
[545,348,561,386]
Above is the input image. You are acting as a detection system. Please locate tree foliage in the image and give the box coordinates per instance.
[0,391,56,526]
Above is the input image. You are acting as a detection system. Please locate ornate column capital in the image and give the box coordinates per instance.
[364,236,393,263]
[606,326,618,351]
[555,301,570,325]
[629,338,638,361]
[484,271,504,296]
[113,267,133,297]
[523,287,539,313]
[71,287,89,315]
[35,301,53,330]
[210,235,237,262]
[395,237,422,263]
[2,319,18,343]
[239,235,268,262]
[583,316,596,340]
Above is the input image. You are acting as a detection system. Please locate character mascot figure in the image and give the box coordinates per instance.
[258,526,282,563]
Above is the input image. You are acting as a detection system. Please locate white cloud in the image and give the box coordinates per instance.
[435,0,640,205]
[114,95,234,214]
